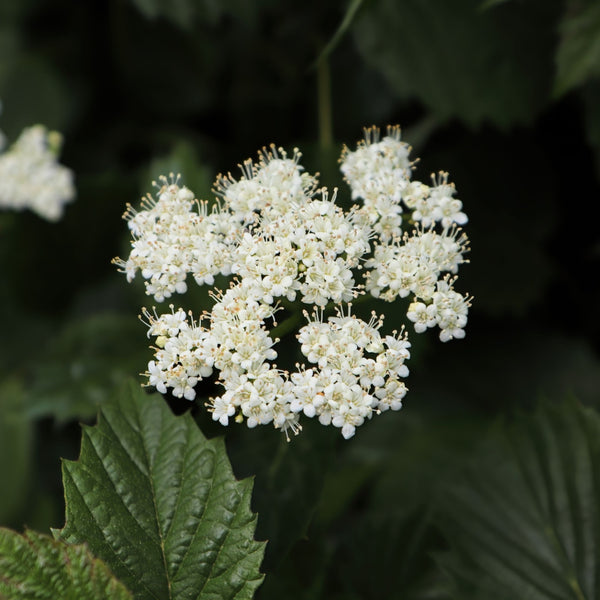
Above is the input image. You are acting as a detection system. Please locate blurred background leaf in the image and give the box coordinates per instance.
[437,398,600,599]
[221,418,338,572]
[25,313,149,422]
[554,0,600,97]
[352,0,558,129]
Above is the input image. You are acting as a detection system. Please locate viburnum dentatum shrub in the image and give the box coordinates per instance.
[115,126,471,439]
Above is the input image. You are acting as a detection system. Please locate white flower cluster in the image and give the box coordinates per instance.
[341,126,471,342]
[116,182,240,301]
[117,126,471,439]
[0,116,75,221]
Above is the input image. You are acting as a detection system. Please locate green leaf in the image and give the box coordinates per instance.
[332,509,450,600]
[0,528,132,599]
[0,378,32,525]
[26,313,149,422]
[55,381,265,600]
[554,1,600,97]
[352,0,557,128]
[437,398,600,599]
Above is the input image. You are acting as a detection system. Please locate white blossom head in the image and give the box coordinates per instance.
[116,125,471,439]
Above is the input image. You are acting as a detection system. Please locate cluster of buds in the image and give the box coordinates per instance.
[115,126,471,439]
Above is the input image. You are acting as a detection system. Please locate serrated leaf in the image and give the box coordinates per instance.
[554,1,600,97]
[0,528,132,599]
[352,0,556,128]
[437,398,600,599]
[55,381,265,600]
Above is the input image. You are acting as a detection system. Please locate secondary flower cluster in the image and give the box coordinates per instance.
[116,126,471,438]
[0,106,75,221]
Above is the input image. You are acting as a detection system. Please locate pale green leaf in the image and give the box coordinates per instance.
[55,381,265,600]
[0,528,132,599]
[554,2,600,97]
[438,398,600,599]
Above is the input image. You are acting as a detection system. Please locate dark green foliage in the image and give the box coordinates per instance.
[26,313,150,421]
[226,419,338,571]
[438,398,600,599]
[353,0,558,129]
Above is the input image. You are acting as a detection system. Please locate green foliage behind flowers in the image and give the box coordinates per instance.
[438,397,600,600]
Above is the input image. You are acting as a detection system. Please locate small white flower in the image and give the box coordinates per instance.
[407,301,437,333]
